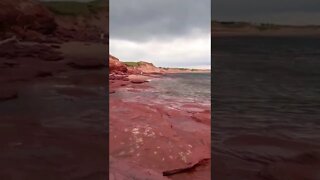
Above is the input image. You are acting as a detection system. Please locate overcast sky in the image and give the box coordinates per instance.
[213,0,320,25]
[110,0,211,69]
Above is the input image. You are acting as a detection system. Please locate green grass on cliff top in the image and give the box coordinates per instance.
[43,0,104,16]
[123,62,143,67]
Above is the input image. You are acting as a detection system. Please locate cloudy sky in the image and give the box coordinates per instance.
[110,0,211,69]
[213,0,320,25]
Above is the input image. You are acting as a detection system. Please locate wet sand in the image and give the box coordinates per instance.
[109,75,211,179]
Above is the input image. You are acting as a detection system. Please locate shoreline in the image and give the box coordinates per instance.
[109,73,211,179]
[118,71,211,86]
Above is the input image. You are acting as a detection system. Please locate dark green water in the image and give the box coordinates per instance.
[150,73,211,104]
[212,36,320,143]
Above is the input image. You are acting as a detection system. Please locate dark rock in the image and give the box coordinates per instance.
[0,87,18,101]
[3,60,18,67]
[40,53,64,61]
[19,30,46,42]
[163,158,210,176]
[56,88,99,97]
[67,58,106,70]
[131,80,147,84]
[50,44,60,49]
[35,71,53,78]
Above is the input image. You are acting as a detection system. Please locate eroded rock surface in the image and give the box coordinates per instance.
[0,0,57,38]
[109,71,211,179]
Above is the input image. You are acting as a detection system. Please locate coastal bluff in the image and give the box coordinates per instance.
[0,0,108,43]
[0,0,57,40]
[109,54,210,75]
[109,54,128,73]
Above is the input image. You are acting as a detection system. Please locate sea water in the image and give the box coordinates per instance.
[149,73,211,104]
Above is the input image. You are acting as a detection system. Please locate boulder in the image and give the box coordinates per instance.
[130,79,147,84]
[67,58,106,69]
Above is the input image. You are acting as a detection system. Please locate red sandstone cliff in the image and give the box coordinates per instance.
[0,0,57,40]
[0,0,107,42]
[52,1,108,42]
[108,55,209,75]
[109,55,128,73]
[108,55,163,75]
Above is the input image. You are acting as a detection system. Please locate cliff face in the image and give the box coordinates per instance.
[0,0,107,42]
[52,0,108,42]
[109,55,164,75]
[109,55,128,73]
[0,0,57,38]
[109,55,209,75]
[54,11,108,42]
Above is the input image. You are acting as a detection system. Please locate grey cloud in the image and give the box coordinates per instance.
[110,0,211,42]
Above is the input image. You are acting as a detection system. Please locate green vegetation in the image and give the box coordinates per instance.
[123,62,143,67]
[43,0,104,16]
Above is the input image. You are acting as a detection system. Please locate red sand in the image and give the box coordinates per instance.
[109,76,211,179]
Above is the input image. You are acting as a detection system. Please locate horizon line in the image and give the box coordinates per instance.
[212,20,320,27]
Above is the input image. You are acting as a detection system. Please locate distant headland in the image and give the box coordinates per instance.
[110,55,210,76]
[212,20,320,37]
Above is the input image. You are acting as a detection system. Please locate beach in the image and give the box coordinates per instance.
[109,60,211,179]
